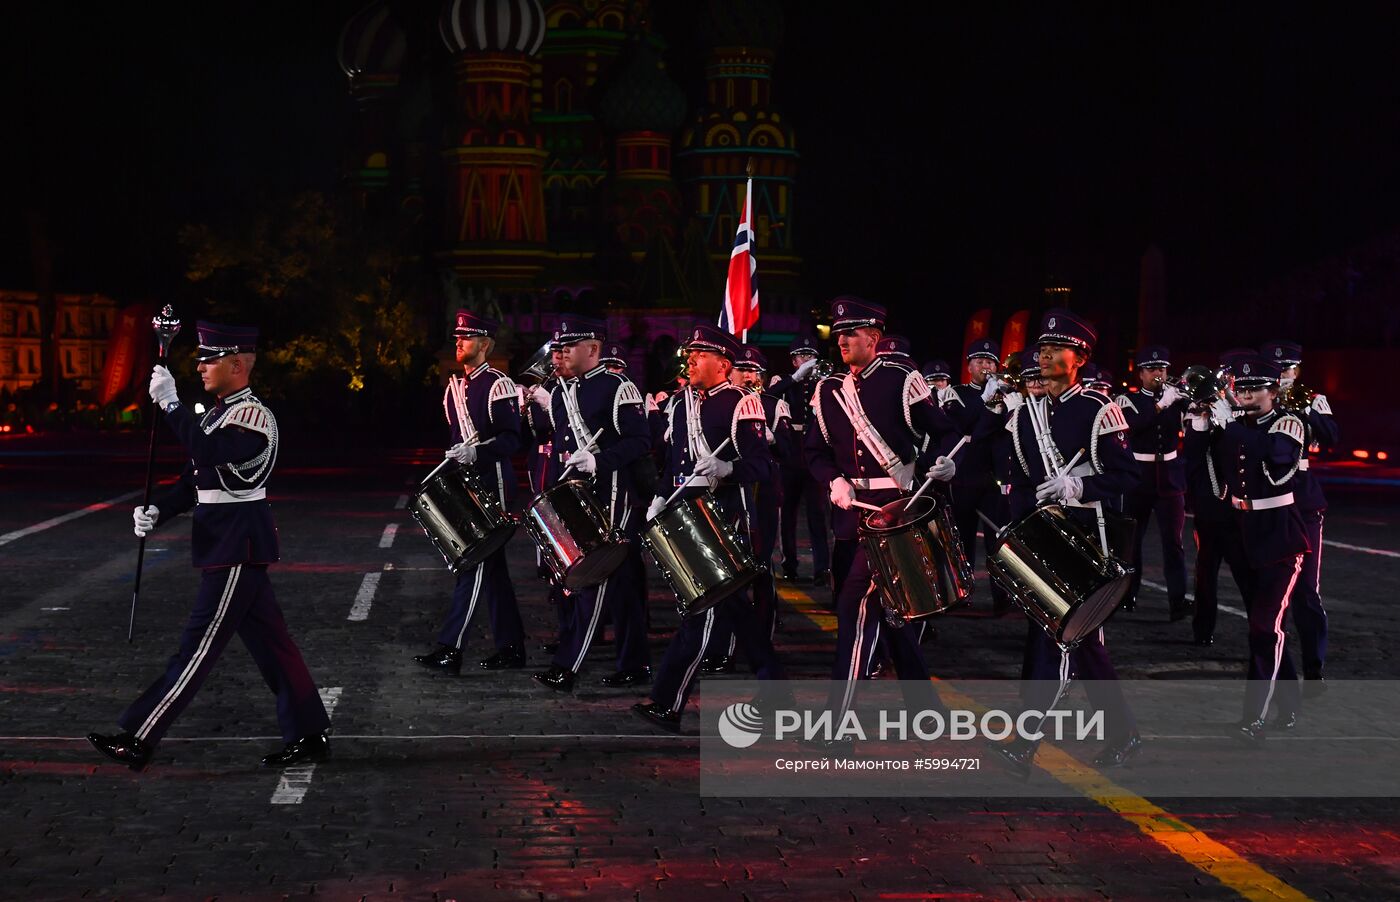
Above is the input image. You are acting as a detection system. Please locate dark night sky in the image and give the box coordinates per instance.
[7,2,1400,345]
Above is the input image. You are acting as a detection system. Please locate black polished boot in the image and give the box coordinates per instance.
[699,654,735,675]
[87,731,152,772]
[261,733,331,768]
[413,644,462,675]
[1168,598,1190,622]
[1092,731,1143,768]
[1272,709,1298,731]
[812,570,831,588]
[1302,671,1327,698]
[994,738,1038,779]
[601,666,653,687]
[1192,634,1214,647]
[479,644,526,670]
[533,665,576,693]
[540,642,560,656]
[632,701,682,733]
[1235,718,1268,746]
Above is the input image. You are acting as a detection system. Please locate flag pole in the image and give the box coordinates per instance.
[741,156,754,344]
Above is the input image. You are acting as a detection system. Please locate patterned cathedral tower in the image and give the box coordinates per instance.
[438,0,551,285]
[337,2,408,204]
[678,0,801,314]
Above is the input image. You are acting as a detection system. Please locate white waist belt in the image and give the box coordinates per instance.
[850,477,900,490]
[790,423,805,432]
[198,488,266,504]
[1231,493,1293,511]
[1133,450,1178,462]
[1297,459,1310,471]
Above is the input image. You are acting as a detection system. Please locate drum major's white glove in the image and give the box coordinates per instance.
[694,454,733,480]
[531,385,552,409]
[1036,473,1083,504]
[1157,384,1183,409]
[148,366,178,411]
[133,505,159,538]
[937,385,959,407]
[1003,391,1024,411]
[926,455,957,482]
[793,358,818,380]
[1209,397,1234,430]
[446,442,476,465]
[646,495,667,521]
[565,448,597,475]
[980,377,1002,403]
[829,477,855,511]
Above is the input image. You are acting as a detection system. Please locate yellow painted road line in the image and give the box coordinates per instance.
[777,581,1313,902]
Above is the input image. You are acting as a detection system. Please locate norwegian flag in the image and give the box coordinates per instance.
[718,177,759,340]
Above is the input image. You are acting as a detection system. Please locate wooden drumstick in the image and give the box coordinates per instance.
[902,434,972,511]
[662,438,733,507]
[850,499,885,512]
[421,437,488,486]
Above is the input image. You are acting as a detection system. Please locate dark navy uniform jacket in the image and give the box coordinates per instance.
[759,390,797,470]
[542,363,650,536]
[1114,387,1187,495]
[1184,409,1309,567]
[804,357,958,540]
[771,373,820,469]
[1296,400,1339,513]
[942,382,1007,491]
[152,387,279,568]
[659,383,772,533]
[444,364,521,504]
[1005,383,1139,521]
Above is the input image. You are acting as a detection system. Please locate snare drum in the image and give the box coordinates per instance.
[859,493,972,623]
[642,494,763,617]
[986,504,1132,648]
[410,466,518,573]
[522,480,629,590]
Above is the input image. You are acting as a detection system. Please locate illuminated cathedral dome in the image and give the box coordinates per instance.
[599,38,687,134]
[337,2,407,79]
[439,0,547,56]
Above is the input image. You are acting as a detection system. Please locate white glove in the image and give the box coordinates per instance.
[829,477,855,510]
[1035,473,1083,504]
[1310,393,1331,416]
[446,442,476,465]
[1003,391,1024,411]
[694,455,734,480]
[651,390,669,404]
[765,426,776,445]
[1209,397,1233,429]
[980,377,1001,403]
[646,495,667,521]
[926,455,956,482]
[132,505,159,538]
[1156,384,1182,409]
[1189,411,1211,432]
[937,386,959,406]
[768,375,782,388]
[793,359,818,380]
[565,448,597,474]
[148,366,178,410]
[531,385,552,409]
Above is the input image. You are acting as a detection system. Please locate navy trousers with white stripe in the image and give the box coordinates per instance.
[1291,511,1328,676]
[551,544,649,674]
[1242,554,1304,722]
[1022,622,1137,742]
[119,565,330,746]
[437,546,523,651]
[651,589,786,714]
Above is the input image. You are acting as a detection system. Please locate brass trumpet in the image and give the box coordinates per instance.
[518,341,556,386]
[1278,380,1317,414]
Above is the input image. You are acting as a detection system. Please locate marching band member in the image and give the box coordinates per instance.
[805,297,958,721]
[996,309,1142,775]
[1188,347,1254,646]
[1184,354,1307,742]
[633,326,785,731]
[1262,340,1336,692]
[699,344,793,673]
[941,337,1013,613]
[532,316,653,692]
[414,310,527,674]
[770,336,828,585]
[525,336,567,654]
[1114,345,1190,620]
[89,322,331,771]
[876,334,917,368]
[922,359,954,394]
[1079,362,1115,397]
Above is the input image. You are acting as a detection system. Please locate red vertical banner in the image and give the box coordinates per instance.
[961,308,992,384]
[1000,309,1030,364]
[98,304,150,405]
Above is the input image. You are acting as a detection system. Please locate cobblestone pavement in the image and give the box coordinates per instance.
[3,434,1399,900]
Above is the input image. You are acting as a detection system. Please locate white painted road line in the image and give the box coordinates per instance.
[394,494,409,510]
[270,686,341,805]
[1139,578,1246,619]
[0,489,143,547]
[378,523,398,548]
[347,572,382,622]
[1324,538,1400,560]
